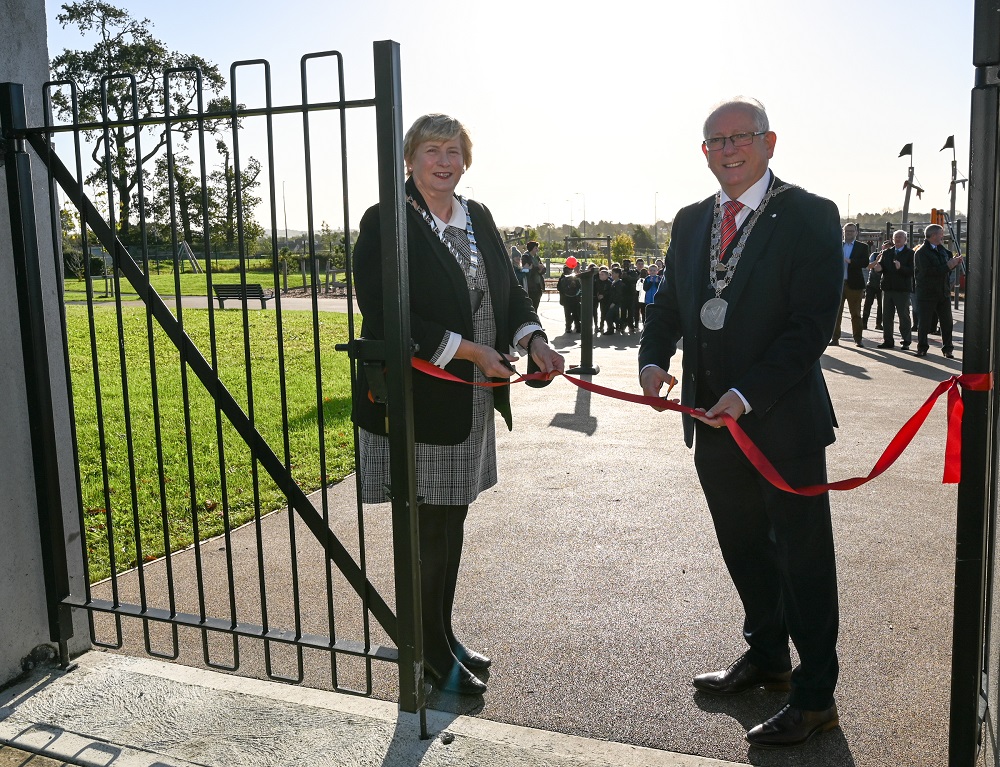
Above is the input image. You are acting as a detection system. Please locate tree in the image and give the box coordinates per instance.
[210,140,264,255]
[61,206,84,277]
[611,233,634,259]
[318,221,347,269]
[631,224,657,252]
[50,1,227,241]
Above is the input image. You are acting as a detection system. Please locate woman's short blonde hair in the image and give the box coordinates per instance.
[403,114,473,174]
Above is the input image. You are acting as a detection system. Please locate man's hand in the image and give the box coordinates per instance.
[693,390,746,428]
[639,365,677,412]
[949,254,964,269]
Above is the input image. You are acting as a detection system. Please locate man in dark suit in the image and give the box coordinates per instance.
[875,230,915,350]
[862,240,887,332]
[914,224,963,358]
[639,97,842,748]
[831,223,869,347]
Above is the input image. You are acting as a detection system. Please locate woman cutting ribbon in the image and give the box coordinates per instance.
[352,114,564,695]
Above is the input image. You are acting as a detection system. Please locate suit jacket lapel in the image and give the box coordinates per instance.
[406,180,475,334]
[721,175,787,310]
[468,203,507,327]
[684,198,715,318]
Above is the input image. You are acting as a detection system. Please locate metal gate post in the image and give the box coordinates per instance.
[948,2,1000,760]
[0,82,75,665]
[372,41,426,723]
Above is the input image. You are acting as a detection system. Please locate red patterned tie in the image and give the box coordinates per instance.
[720,200,744,260]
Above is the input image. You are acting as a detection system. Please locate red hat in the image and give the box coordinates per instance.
[565,256,578,269]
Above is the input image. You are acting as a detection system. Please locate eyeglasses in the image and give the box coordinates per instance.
[702,131,767,152]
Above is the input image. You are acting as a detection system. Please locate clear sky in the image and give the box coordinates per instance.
[43,0,975,231]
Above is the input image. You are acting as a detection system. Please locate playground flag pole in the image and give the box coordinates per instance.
[899,142,915,227]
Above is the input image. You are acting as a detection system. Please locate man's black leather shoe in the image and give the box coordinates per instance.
[876,341,894,349]
[692,653,791,695]
[746,703,840,748]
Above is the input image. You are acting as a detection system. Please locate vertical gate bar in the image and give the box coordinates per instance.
[72,79,121,649]
[193,66,240,672]
[163,68,211,661]
[233,59,306,683]
[949,18,1000,763]
[92,76,128,631]
[127,74,180,660]
[230,61,304,683]
[300,52,340,689]
[337,62,376,695]
[42,81,98,652]
[0,82,75,652]
[372,40,425,719]
[102,75,152,650]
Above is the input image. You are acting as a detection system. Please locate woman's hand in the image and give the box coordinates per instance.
[456,339,519,379]
[529,336,565,375]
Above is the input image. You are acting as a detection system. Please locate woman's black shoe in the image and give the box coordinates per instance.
[451,640,491,670]
[425,661,487,695]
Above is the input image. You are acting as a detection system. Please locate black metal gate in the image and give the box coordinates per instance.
[951,1,1000,764]
[0,40,428,716]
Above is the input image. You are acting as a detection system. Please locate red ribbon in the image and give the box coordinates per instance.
[411,358,992,496]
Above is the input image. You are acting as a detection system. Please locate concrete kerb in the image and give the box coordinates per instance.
[0,652,742,767]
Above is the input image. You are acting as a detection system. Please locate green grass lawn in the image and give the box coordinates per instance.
[63,259,337,302]
[68,306,358,582]
[64,270,290,302]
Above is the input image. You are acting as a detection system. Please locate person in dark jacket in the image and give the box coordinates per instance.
[596,267,614,333]
[830,223,869,347]
[524,240,546,310]
[609,266,629,334]
[557,264,582,333]
[619,259,641,332]
[353,113,564,695]
[874,230,915,350]
[640,96,842,748]
[913,224,963,358]
[862,241,887,331]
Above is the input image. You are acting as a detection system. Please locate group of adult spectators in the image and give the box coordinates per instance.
[836,223,963,359]
[515,251,664,337]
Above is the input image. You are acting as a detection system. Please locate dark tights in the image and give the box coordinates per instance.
[418,503,469,671]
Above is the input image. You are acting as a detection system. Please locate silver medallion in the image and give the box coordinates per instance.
[700,297,728,330]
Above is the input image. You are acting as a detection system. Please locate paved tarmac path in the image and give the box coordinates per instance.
[91,294,967,766]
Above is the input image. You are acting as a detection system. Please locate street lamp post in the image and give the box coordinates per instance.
[544,202,551,252]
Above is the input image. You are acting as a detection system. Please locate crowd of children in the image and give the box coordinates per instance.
[555,256,664,337]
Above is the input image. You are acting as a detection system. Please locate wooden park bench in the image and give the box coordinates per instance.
[212,283,274,309]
